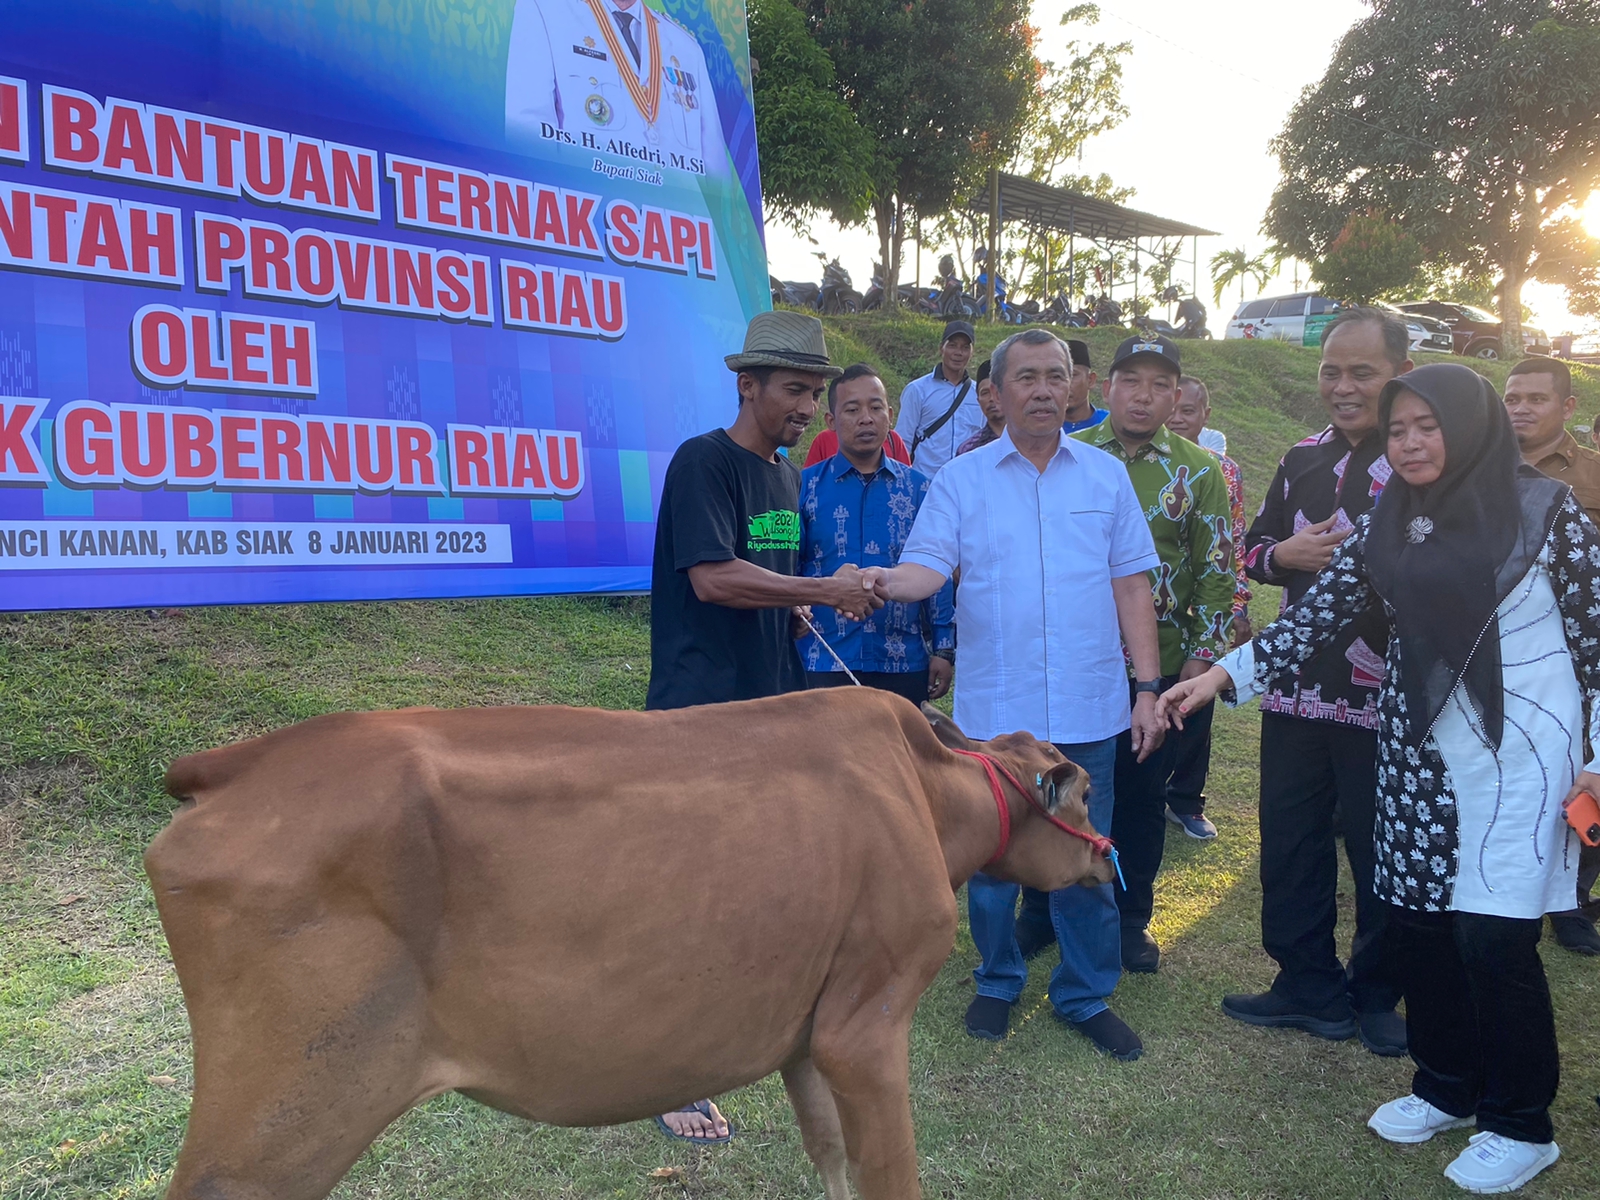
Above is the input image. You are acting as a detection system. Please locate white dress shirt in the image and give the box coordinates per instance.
[900,428,1159,744]
[894,367,985,475]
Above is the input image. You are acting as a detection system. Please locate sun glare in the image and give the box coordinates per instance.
[1585,192,1600,241]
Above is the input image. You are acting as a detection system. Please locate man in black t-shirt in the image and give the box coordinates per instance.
[645,310,886,1140]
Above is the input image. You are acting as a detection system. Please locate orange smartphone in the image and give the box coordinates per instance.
[1568,791,1600,848]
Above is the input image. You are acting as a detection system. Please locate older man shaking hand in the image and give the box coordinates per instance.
[862,328,1163,1062]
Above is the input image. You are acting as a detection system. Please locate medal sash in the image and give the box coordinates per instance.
[583,0,662,126]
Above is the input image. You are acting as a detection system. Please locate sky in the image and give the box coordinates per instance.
[761,0,1600,340]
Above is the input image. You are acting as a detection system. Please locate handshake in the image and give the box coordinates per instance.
[826,563,891,622]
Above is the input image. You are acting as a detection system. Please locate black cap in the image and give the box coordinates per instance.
[1109,334,1181,378]
[942,319,976,345]
[976,358,992,383]
[1066,339,1091,369]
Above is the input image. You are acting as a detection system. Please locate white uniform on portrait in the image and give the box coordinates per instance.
[505,0,729,179]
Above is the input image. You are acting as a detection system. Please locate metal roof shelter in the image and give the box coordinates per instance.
[984,172,1218,241]
[968,170,1220,319]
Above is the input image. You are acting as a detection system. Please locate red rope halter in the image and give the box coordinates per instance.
[950,748,1117,870]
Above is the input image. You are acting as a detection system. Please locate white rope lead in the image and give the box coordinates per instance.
[800,612,863,687]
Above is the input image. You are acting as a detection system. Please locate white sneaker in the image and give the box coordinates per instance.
[1367,1093,1475,1144]
[1443,1131,1559,1193]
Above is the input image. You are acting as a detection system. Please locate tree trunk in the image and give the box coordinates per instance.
[1499,264,1524,358]
[887,194,903,307]
[874,197,896,310]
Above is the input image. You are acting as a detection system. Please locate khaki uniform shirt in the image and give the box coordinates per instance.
[1532,431,1600,525]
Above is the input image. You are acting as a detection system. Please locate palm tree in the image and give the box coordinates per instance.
[1210,247,1276,306]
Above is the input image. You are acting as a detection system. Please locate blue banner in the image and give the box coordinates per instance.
[0,0,768,609]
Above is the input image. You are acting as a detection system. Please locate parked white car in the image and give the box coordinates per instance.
[1227,293,1454,353]
[1373,302,1455,355]
[1224,293,1342,344]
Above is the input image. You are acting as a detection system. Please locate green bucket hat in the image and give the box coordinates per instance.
[724,310,843,378]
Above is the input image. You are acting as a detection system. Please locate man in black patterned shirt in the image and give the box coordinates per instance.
[1233,308,1412,1055]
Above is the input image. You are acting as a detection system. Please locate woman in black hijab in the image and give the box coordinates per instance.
[1163,363,1600,1194]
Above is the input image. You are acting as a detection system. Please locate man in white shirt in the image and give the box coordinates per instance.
[894,320,982,474]
[864,327,1166,1061]
[505,0,728,180]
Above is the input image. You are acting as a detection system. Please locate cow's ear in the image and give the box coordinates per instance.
[921,703,972,750]
[1038,760,1082,813]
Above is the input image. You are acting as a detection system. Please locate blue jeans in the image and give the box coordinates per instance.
[966,735,1119,1022]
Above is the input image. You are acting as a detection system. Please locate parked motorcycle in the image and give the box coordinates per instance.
[914,255,975,317]
[1084,294,1123,327]
[1160,288,1212,339]
[862,263,923,312]
[770,255,863,315]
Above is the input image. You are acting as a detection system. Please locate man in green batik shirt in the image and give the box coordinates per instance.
[1073,335,1236,974]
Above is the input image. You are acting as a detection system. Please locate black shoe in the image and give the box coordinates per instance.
[964,995,1013,1041]
[1358,1008,1408,1057]
[1015,919,1056,961]
[1552,913,1600,956]
[1061,1007,1144,1061]
[1221,990,1357,1041]
[1120,927,1160,974]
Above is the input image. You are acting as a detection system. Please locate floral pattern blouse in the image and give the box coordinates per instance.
[1231,494,1600,911]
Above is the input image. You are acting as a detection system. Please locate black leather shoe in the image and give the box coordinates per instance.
[1552,913,1600,956]
[1221,990,1357,1040]
[1015,919,1056,961]
[1121,927,1160,974]
[1358,1008,1408,1057]
[1062,1007,1144,1061]
[963,995,1012,1041]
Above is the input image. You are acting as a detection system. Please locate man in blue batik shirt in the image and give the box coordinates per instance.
[799,363,956,703]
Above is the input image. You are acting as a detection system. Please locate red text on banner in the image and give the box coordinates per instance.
[500,260,627,339]
[41,85,380,220]
[447,424,585,499]
[194,213,492,323]
[0,77,27,165]
[604,199,716,278]
[386,154,603,259]
[0,184,183,286]
[131,305,318,397]
[0,399,49,484]
[53,402,445,496]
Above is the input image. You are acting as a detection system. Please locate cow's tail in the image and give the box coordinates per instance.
[163,741,265,805]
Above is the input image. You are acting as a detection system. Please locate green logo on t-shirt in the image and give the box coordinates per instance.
[747,508,801,553]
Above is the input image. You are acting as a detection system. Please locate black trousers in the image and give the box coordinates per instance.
[806,668,928,705]
[1259,712,1399,1014]
[1164,692,1217,817]
[1389,905,1559,1145]
[1556,841,1600,921]
[1111,677,1182,932]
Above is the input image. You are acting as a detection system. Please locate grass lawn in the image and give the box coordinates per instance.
[4,326,1598,1196]
[2,596,1597,1200]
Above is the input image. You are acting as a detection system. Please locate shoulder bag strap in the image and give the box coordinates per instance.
[909,377,972,461]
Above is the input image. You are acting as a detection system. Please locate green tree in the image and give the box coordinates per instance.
[1310,211,1424,304]
[1265,0,1600,353]
[997,6,1132,304]
[1009,7,1130,184]
[800,0,1041,304]
[1210,247,1275,306]
[747,0,875,229]
[1398,266,1505,312]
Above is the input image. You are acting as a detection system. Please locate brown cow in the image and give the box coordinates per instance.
[146,687,1114,1200]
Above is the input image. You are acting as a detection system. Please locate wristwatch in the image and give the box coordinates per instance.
[1133,679,1162,697]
